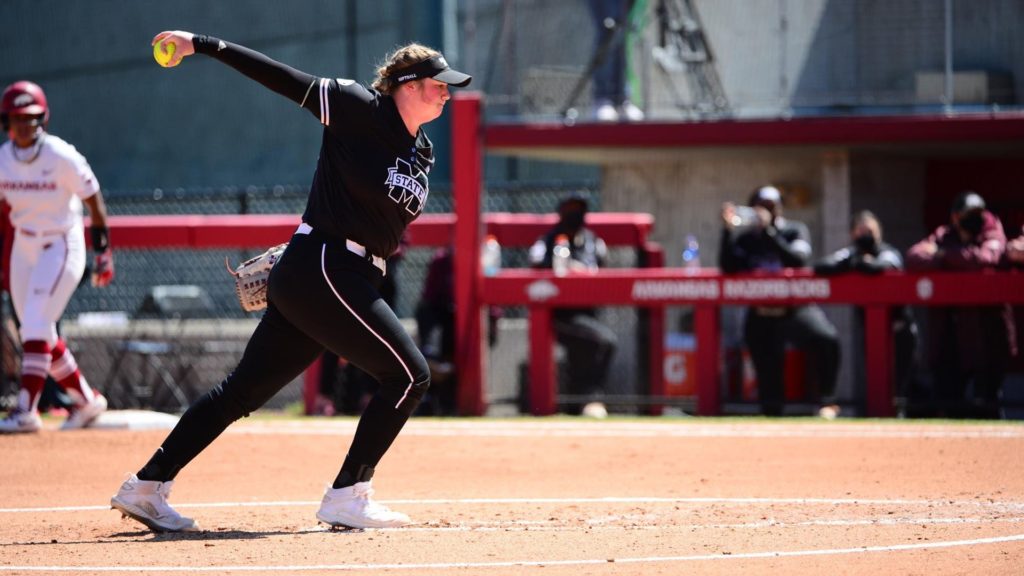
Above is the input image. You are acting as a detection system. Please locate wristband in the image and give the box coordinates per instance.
[193,34,225,54]
[91,226,110,252]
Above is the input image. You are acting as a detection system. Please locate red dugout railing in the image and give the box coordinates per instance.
[92,211,1024,418]
[91,211,662,416]
[89,213,653,250]
[480,268,1024,417]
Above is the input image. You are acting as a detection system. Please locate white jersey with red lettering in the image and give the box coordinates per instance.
[0,134,98,232]
[0,134,95,344]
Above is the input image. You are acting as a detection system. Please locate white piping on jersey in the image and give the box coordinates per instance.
[319,244,414,409]
[299,78,316,109]
[319,78,330,126]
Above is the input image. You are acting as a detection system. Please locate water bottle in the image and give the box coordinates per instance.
[552,234,571,277]
[481,234,502,277]
[682,234,700,274]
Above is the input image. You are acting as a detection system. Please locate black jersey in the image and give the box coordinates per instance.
[194,36,434,258]
[301,79,433,258]
[718,217,813,273]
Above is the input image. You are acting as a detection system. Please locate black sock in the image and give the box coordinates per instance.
[333,464,375,489]
[136,387,237,482]
[332,394,410,488]
[137,447,182,482]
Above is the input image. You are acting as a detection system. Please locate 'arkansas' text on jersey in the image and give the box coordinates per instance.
[0,180,58,192]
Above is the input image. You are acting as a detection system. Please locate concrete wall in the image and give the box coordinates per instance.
[597,148,855,403]
[652,0,1024,116]
[598,148,829,265]
[849,153,930,253]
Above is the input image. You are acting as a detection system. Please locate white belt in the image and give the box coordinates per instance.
[295,223,386,274]
[19,228,65,237]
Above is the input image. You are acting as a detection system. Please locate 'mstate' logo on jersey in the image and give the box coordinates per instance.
[385,158,428,216]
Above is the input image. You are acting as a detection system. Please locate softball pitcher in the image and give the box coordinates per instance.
[0,81,113,433]
[110,30,470,532]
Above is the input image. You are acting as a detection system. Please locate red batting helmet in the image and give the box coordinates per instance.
[1,81,49,129]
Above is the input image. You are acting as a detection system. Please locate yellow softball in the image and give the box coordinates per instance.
[153,40,176,67]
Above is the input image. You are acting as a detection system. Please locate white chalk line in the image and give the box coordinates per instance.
[228,420,1024,439]
[405,515,1024,533]
[4,495,1024,515]
[5,495,1024,515]
[2,533,1024,572]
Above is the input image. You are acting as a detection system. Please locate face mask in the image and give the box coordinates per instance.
[854,233,877,253]
[561,211,585,232]
[959,212,984,236]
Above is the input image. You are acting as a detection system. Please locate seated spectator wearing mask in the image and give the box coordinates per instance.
[906,191,1017,418]
[528,195,616,418]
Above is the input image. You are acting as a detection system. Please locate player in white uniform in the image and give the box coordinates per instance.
[0,81,113,433]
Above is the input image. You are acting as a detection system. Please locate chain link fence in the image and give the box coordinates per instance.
[1,182,659,415]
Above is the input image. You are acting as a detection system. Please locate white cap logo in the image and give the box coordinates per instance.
[526,280,559,302]
[916,277,934,301]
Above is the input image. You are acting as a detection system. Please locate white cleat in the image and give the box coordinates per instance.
[594,102,619,122]
[581,401,609,419]
[110,474,199,532]
[818,404,841,420]
[316,481,411,529]
[61,394,107,430]
[620,101,645,122]
[0,409,42,434]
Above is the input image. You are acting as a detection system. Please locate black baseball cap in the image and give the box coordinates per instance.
[951,191,985,215]
[389,55,472,88]
[557,193,589,212]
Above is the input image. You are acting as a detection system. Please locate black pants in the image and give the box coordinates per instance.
[932,309,1009,419]
[744,305,840,416]
[891,318,918,411]
[851,310,919,415]
[554,312,617,411]
[139,231,429,482]
[319,259,400,414]
[587,0,630,104]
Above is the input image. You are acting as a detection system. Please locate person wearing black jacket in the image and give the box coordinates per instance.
[814,210,918,416]
[111,30,471,532]
[719,185,841,417]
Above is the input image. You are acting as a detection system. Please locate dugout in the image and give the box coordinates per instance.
[455,93,1024,417]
